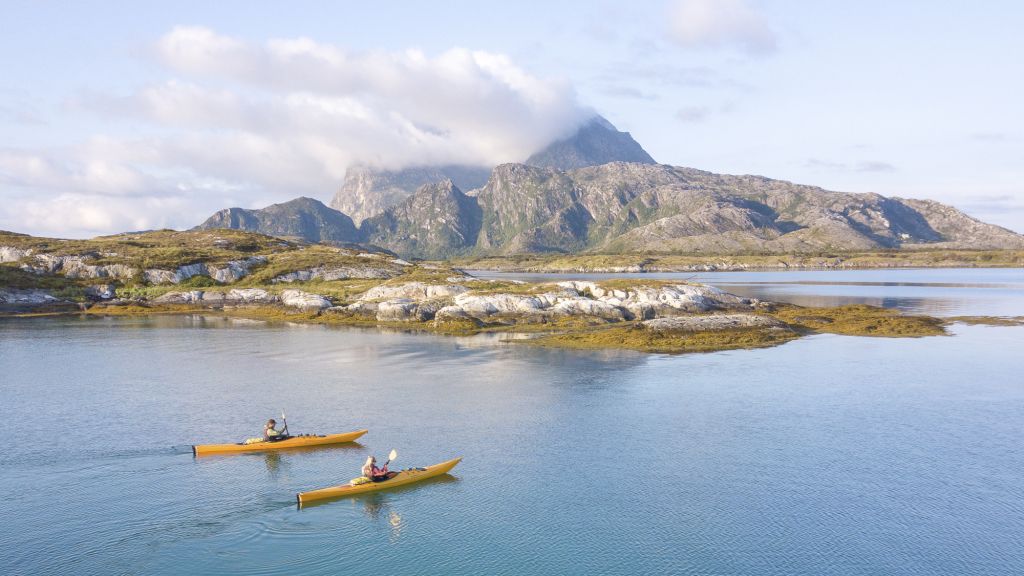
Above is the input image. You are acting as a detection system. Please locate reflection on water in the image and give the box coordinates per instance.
[263,452,281,475]
[473,268,1024,317]
[359,496,405,542]
[2,274,1023,575]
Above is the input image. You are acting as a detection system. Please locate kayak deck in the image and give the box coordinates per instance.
[297,457,462,505]
[192,429,367,456]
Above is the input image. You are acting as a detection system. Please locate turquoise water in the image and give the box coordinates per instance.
[1,269,1023,575]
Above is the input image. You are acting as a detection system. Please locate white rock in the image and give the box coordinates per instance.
[174,263,208,282]
[199,291,226,305]
[376,298,421,321]
[208,256,266,283]
[153,290,205,304]
[343,301,379,314]
[272,265,394,283]
[20,253,136,280]
[280,289,332,311]
[375,298,447,321]
[642,314,784,332]
[435,305,471,320]
[359,282,468,301]
[85,284,117,300]
[550,298,625,320]
[226,288,277,304]
[452,293,546,315]
[0,246,33,263]
[143,269,177,284]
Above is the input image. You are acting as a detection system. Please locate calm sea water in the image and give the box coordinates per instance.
[1,269,1022,575]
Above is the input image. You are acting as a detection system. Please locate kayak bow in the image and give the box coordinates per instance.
[192,429,368,456]
[297,457,462,505]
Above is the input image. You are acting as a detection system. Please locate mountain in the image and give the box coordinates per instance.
[330,165,491,224]
[328,116,654,224]
[468,162,1024,255]
[195,162,1024,258]
[194,197,360,244]
[524,115,656,170]
[361,180,482,259]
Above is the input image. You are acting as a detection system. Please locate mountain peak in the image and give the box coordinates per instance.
[194,196,359,244]
[524,115,656,171]
[361,178,482,259]
[330,164,491,224]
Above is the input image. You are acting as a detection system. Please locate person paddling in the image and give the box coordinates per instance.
[264,419,287,442]
[362,456,390,482]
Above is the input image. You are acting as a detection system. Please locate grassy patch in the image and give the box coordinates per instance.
[0,229,297,269]
[0,264,88,299]
[241,246,395,284]
[946,315,1024,327]
[592,278,684,291]
[769,304,947,337]
[527,323,800,354]
[453,249,1024,272]
[464,280,551,296]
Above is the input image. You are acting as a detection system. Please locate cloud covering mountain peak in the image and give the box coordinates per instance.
[0,27,592,237]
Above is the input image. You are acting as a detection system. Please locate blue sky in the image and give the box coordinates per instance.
[1,0,1022,236]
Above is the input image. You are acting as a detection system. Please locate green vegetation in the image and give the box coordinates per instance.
[0,265,85,299]
[240,245,392,284]
[2,228,1012,356]
[527,323,801,354]
[769,304,948,337]
[946,316,1024,327]
[0,229,296,269]
[451,249,1024,272]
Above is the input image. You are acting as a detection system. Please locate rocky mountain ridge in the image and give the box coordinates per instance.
[328,114,652,222]
[196,162,1024,259]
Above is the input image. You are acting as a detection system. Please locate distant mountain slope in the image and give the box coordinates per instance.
[196,164,1024,258]
[468,162,1024,255]
[194,197,360,244]
[328,116,655,224]
[330,165,491,224]
[524,116,656,170]
[362,180,482,259]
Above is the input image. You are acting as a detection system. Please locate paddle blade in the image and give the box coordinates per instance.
[388,449,398,462]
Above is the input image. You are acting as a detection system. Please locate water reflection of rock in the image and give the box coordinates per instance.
[710,287,958,315]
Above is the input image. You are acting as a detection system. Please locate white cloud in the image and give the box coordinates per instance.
[675,105,711,123]
[667,0,777,54]
[0,27,591,237]
[805,158,897,173]
[1,192,191,238]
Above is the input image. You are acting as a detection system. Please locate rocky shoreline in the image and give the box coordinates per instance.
[1,276,958,354]
[5,228,1008,354]
[454,249,1024,274]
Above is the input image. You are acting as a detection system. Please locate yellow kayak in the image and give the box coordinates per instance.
[192,429,368,456]
[297,457,462,505]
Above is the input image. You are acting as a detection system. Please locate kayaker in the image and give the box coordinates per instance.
[264,419,286,441]
[362,456,389,482]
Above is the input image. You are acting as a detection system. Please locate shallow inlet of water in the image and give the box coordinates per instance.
[470,268,1024,317]
[1,269,1022,575]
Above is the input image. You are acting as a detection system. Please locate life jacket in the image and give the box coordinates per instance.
[265,428,281,438]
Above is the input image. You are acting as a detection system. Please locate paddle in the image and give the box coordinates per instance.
[281,410,290,437]
[384,449,397,468]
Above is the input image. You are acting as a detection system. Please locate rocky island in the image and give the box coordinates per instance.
[3,228,997,355]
